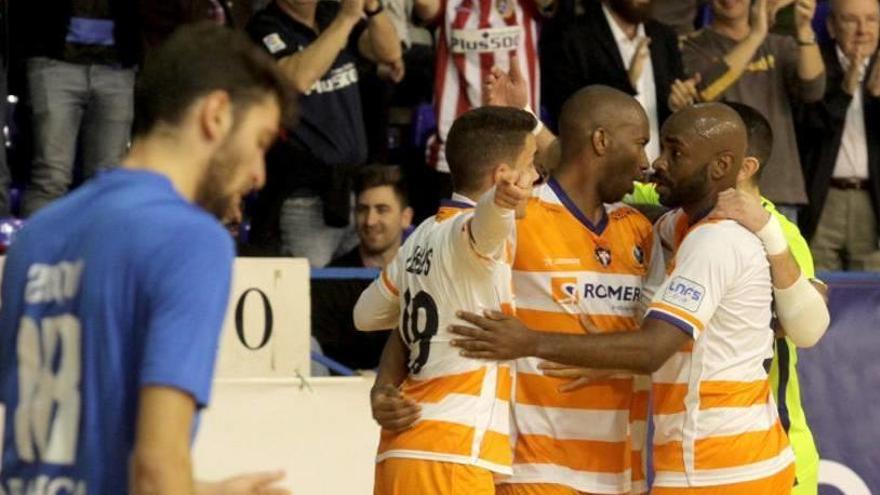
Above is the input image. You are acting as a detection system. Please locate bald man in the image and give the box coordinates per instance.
[493,86,655,495]
[450,103,797,493]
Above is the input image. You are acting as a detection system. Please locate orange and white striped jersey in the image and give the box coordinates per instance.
[506,179,653,494]
[371,193,517,474]
[427,0,541,172]
[643,209,795,488]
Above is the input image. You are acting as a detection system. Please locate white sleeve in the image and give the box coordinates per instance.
[643,227,738,340]
[773,275,830,348]
[353,279,400,331]
[353,253,403,332]
[467,186,515,262]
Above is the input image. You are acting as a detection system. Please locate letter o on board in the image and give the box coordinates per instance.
[235,288,274,350]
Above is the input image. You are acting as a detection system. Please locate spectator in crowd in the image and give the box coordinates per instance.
[541,0,694,163]
[140,0,234,52]
[414,0,556,208]
[246,0,401,266]
[13,0,139,217]
[312,165,412,372]
[798,0,880,271]
[330,164,413,268]
[678,0,826,221]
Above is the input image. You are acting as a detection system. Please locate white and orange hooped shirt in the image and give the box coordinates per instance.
[506,179,654,494]
[361,191,518,475]
[642,209,795,488]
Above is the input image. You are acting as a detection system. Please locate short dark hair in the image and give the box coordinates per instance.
[445,107,536,194]
[354,164,409,208]
[726,102,773,180]
[133,23,295,137]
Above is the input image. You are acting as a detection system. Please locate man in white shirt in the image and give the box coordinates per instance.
[799,0,880,271]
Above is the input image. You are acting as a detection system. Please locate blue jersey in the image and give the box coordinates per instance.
[0,169,234,493]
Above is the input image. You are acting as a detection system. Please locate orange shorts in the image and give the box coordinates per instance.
[373,458,496,495]
[652,464,796,495]
[496,484,593,495]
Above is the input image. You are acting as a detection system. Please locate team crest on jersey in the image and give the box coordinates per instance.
[496,0,515,19]
[633,245,645,265]
[551,277,579,304]
[595,246,612,268]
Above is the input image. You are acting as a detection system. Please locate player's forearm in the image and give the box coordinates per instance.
[374,330,409,389]
[470,186,515,258]
[278,15,359,93]
[773,271,830,348]
[767,250,802,290]
[531,331,659,374]
[132,448,195,495]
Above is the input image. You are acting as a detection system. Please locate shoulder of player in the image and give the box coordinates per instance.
[607,202,652,230]
[686,219,763,253]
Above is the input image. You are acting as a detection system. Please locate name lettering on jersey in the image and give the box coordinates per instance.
[583,283,641,303]
[305,62,358,96]
[2,476,86,495]
[549,277,642,308]
[663,276,705,312]
[25,261,85,305]
[450,27,522,54]
[405,245,433,276]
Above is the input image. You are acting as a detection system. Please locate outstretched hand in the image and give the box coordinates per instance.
[449,310,538,360]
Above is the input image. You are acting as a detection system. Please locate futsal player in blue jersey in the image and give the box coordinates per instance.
[0,24,294,494]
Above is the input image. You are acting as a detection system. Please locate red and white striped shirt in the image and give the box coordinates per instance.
[427,0,541,172]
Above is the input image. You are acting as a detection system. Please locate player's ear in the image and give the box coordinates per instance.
[198,90,233,145]
[738,157,760,183]
[711,152,734,180]
[592,128,609,156]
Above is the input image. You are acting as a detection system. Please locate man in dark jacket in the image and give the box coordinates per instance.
[540,0,690,163]
[798,0,880,271]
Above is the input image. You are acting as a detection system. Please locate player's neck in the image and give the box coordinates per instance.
[738,181,761,200]
[554,170,605,226]
[121,135,207,203]
[683,194,719,224]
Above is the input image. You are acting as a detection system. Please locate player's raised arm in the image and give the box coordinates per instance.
[468,171,532,260]
[710,188,830,347]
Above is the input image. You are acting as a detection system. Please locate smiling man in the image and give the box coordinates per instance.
[330,165,413,269]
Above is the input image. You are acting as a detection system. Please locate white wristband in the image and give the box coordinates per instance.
[756,214,788,256]
[523,105,545,136]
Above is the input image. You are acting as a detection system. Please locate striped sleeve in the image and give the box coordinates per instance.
[644,226,737,339]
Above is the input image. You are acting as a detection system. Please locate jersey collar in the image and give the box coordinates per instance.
[548,177,608,236]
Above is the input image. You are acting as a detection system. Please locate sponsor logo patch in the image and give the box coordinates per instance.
[662,276,705,313]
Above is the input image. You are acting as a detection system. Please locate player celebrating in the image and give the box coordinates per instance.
[0,25,292,494]
[354,106,538,495]
[451,103,797,493]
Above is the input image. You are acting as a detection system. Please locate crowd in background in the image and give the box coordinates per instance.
[1,0,878,368]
